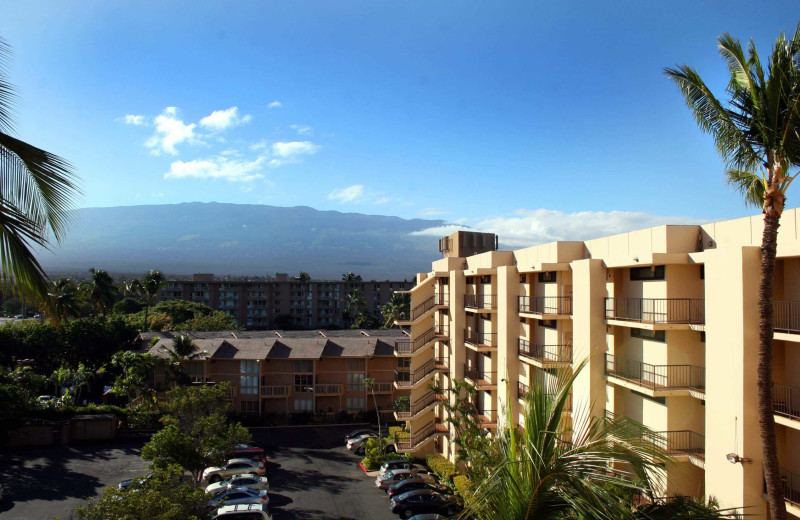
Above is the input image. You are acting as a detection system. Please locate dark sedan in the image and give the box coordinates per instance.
[387,478,452,497]
[389,489,463,519]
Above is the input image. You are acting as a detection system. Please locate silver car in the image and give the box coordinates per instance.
[206,487,269,509]
[206,473,269,497]
[375,469,435,490]
[203,458,266,483]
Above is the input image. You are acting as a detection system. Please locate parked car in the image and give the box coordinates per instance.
[376,469,435,490]
[387,478,452,497]
[380,460,426,476]
[346,432,378,454]
[117,473,154,491]
[203,458,266,483]
[227,444,266,463]
[213,503,272,519]
[206,487,269,509]
[205,473,269,497]
[344,428,376,443]
[389,489,464,518]
[37,395,57,407]
[406,515,450,520]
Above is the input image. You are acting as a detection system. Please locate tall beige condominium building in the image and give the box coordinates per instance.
[393,216,800,518]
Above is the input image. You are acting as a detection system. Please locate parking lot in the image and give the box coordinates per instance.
[0,425,399,520]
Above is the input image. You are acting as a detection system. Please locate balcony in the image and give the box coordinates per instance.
[604,298,705,329]
[605,354,705,398]
[464,329,498,352]
[395,419,449,452]
[463,364,497,390]
[394,390,445,420]
[774,383,800,429]
[434,292,449,307]
[395,357,448,389]
[605,412,705,466]
[372,382,394,394]
[396,295,436,325]
[394,328,437,356]
[464,294,497,312]
[779,468,800,510]
[518,339,572,368]
[478,409,497,428]
[260,385,289,398]
[434,324,450,339]
[518,296,572,318]
[775,301,800,341]
[518,382,572,409]
[314,384,343,396]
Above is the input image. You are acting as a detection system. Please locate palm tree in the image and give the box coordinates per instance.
[363,377,383,451]
[381,292,410,328]
[0,37,81,300]
[125,271,165,331]
[666,24,800,520]
[160,335,207,385]
[81,268,117,317]
[343,289,366,328]
[47,276,82,324]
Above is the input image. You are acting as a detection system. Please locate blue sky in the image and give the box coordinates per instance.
[2,1,798,246]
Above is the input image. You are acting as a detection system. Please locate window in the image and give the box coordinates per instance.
[295,360,313,373]
[240,361,259,395]
[240,400,259,414]
[466,276,475,284]
[630,265,665,281]
[347,372,365,391]
[700,264,705,279]
[295,374,313,392]
[700,331,705,343]
[347,358,366,371]
[538,272,557,283]
[630,328,666,342]
[540,319,557,329]
[186,361,204,383]
[397,358,411,368]
[346,397,366,412]
[480,275,491,284]
[294,398,313,412]
[520,317,526,323]
[441,278,448,285]
[520,274,527,283]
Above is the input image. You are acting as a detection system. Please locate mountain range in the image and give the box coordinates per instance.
[35,203,449,280]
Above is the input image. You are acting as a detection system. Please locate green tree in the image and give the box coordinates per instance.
[47,276,82,324]
[0,37,81,301]
[110,351,156,403]
[161,381,233,432]
[159,336,208,385]
[665,24,800,520]
[363,377,382,451]
[0,364,46,405]
[298,271,311,282]
[344,289,366,327]
[50,363,93,406]
[113,296,145,315]
[141,271,166,331]
[81,268,117,317]
[342,272,363,282]
[2,297,22,316]
[381,292,410,328]
[73,465,211,520]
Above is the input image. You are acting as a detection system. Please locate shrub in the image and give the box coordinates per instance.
[426,454,457,483]
[361,437,409,470]
[453,475,474,499]
[388,425,405,438]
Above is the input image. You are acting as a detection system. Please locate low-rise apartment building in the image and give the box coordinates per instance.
[394,215,800,518]
[157,274,412,329]
[144,329,410,417]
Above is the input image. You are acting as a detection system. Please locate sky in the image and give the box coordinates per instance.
[2,1,799,247]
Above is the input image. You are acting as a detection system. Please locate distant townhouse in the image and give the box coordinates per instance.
[157,273,412,329]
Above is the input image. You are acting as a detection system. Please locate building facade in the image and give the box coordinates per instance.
[146,329,411,417]
[394,212,800,518]
[157,274,412,329]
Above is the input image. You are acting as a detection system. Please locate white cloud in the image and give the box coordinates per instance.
[419,208,450,217]
[164,155,267,182]
[272,141,320,158]
[374,197,393,205]
[411,208,704,247]
[328,184,365,203]
[145,107,198,155]
[121,114,146,125]
[199,106,252,131]
[151,192,165,198]
[267,101,282,109]
[290,124,313,135]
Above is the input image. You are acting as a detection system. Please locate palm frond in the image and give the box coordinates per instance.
[726,168,766,207]
[0,36,16,134]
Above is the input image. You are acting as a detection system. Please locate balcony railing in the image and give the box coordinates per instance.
[260,385,289,397]
[775,301,800,334]
[518,381,529,400]
[518,296,572,315]
[463,364,497,386]
[605,354,705,392]
[434,323,449,337]
[294,384,315,393]
[780,468,800,507]
[518,338,572,364]
[464,294,497,310]
[396,391,441,420]
[478,409,497,425]
[409,296,435,321]
[774,383,800,420]
[395,357,448,388]
[435,292,449,306]
[464,329,497,348]
[395,419,447,451]
[314,384,343,396]
[394,327,436,355]
[604,412,705,460]
[605,298,705,325]
[372,382,394,394]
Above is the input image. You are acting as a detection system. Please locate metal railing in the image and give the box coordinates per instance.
[410,296,436,320]
[395,420,437,450]
[780,467,800,507]
[604,412,705,460]
[260,385,289,397]
[518,382,529,400]
[479,410,497,424]
[314,384,342,396]
[373,382,394,394]
[434,323,449,337]
[604,298,705,324]
[519,296,572,315]
[775,301,800,334]
[395,357,447,388]
[294,384,315,393]
[464,329,498,348]
[518,338,572,363]
[463,364,497,386]
[464,293,497,310]
[774,383,800,420]
[605,354,705,392]
[394,327,436,354]
[435,292,449,306]
[396,391,441,420]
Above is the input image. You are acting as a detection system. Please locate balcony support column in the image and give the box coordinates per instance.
[445,268,467,462]
[571,259,607,420]
[497,265,521,429]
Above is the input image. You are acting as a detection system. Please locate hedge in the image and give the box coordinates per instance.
[453,475,474,499]
[426,454,457,483]
[361,437,410,470]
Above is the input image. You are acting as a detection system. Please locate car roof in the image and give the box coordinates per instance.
[217,502,270,513]
[384,459,410,465]
[399,488,438,498]
[226,458,258,465]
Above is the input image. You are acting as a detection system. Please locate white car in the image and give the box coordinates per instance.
[206,473,269,497]
[346,432,378,454]
[375,469,435,490]
[379,460,426,476]
[203,458,265,483]
[214,502,272,519]
[206,487,269,509]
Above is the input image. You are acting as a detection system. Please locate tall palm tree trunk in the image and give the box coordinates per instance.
[760,201,786,520]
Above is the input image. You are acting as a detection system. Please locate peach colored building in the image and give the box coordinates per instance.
[145,329,409,417]
[394,212,800,518]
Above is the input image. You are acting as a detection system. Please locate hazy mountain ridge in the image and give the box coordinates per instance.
[36,202,447,279]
